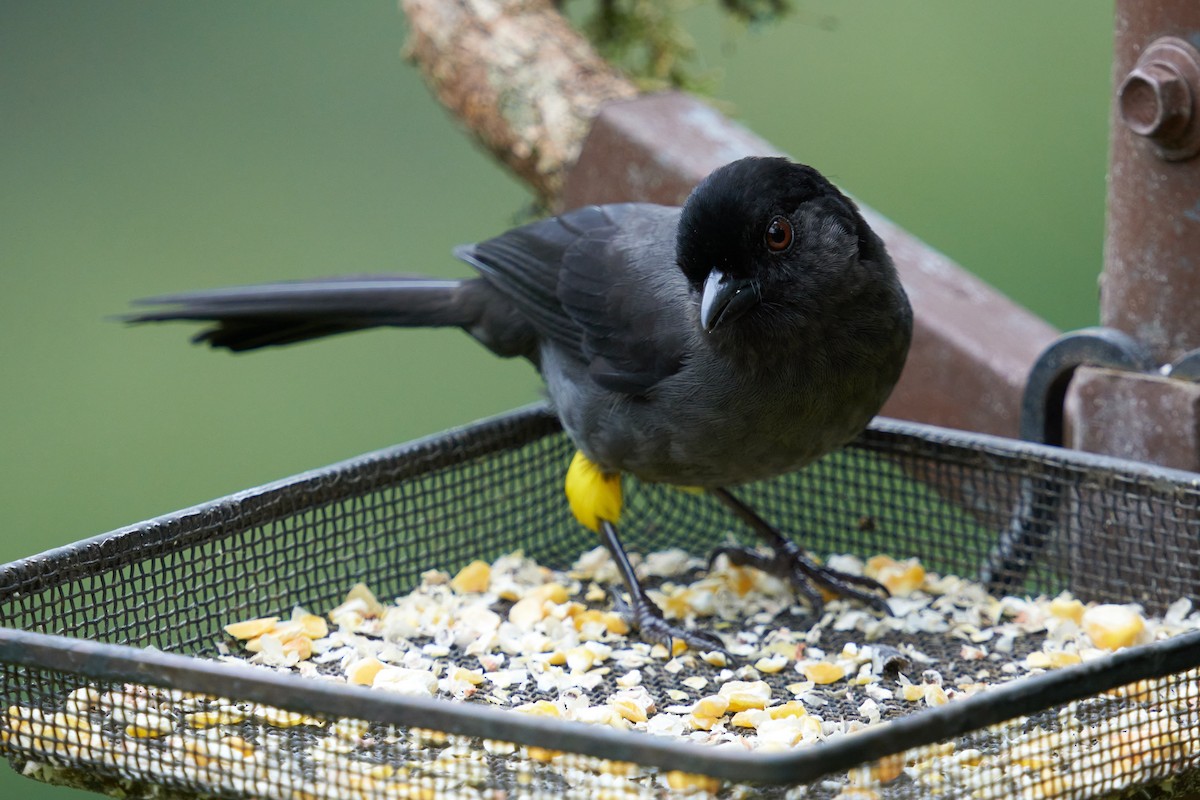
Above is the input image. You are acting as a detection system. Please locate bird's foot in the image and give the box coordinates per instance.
[709,540,891,617]
[611,593,726,655]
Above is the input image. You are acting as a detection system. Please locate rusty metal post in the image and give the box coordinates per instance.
[562,93,1059,439]
[1101,8,1200,362]
[1067,2,1200,472]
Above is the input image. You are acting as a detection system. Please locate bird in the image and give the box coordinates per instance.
[128,156,913,652]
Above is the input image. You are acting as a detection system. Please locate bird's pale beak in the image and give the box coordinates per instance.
[699,270,760,333]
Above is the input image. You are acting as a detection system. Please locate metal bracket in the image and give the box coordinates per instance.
[983,328,1155,593]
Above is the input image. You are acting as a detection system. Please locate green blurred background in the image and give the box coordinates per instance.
[2,2,1112,796]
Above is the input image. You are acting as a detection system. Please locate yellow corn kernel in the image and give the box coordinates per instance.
[1026,650,1082,670]
[223,735,256,758]
[450,666,485,685]
[223,617,279,640]
[185,708,248,728]
[730,709,769,729]
[768,701,808,720]
[866,555,926,596]
[256,707,321,728]
[450,560,491,594]
[527,582,570,604]
[598,760,636,776]
[1049,596,1085,624]
[801,662,846,685]
[1082,604,1145,650]
[282,636,313,660]
[368,764,396,780]
[665,771,721,793]
[347,656,385,686]
[508,596,547,627]
[901,684,925,702]
[125,712,173,738]
[754,655,789,674]
[924,685,949,707]
[611,698,648,723]
[871,753,905,784]
[527,746,561,763]
[519,700,561,718]
[719,681,771,711]
[693,695,730,718]
[701,651,728,668]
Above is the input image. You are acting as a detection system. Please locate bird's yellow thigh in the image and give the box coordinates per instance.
[564,450,623,533]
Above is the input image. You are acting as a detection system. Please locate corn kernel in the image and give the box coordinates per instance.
[347,657,385,686]
[611,698,648,723]
[509,596,547,627]
[1049,596,1085,624]
[719,680,771,711]
[185,708,248,728]
[527,746,560,763]
[730,709,770,728]
[1082,604,1145,650]
[256,707,321,727]
[768,701,807,720]
[665,771,721,793]
[527,583,569,604]
[450,560,491,594]
[282,636,313,661]
[866,555,925,596]
[801,662,846,685]
[870,753,905,784]
[1026,650,1082,670]
[125,712,173,738]
[693,695,730,718]
[754,655,789,674]
[223,617,279,640]
[901,684,925,702]
[519,700,561,718]
[566,647,596,673]
[451,666,485,685]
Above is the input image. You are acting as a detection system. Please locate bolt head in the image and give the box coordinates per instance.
[1119,62,1191,141]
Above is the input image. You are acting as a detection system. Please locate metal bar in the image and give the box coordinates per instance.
[5,622,1200,787]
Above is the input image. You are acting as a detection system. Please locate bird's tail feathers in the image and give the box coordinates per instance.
[127,276,480,352]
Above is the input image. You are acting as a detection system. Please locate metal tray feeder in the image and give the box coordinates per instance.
[2,405,1200,800]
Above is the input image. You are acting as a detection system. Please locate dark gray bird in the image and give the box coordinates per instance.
[128,157,913,651]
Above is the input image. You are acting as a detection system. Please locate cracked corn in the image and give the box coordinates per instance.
[6,548,1200,800]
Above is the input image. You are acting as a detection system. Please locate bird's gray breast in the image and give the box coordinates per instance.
[542,344,877,487]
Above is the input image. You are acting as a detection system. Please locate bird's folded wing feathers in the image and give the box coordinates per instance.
[460,203,689,397]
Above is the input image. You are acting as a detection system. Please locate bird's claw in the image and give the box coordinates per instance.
[709,541,891,616]
[610,593,726,655]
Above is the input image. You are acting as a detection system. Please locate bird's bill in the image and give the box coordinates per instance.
[699,270,760,333]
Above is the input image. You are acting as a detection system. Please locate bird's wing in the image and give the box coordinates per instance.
[557,206,690,396]
[457,204,689,397]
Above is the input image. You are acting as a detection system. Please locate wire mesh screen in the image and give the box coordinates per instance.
[2,406,1200,800]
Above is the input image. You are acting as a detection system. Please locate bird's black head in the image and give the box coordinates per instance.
[676,157,884,334]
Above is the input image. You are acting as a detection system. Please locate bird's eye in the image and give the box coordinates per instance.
[764,216,793,252]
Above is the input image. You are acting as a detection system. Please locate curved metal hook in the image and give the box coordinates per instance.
[984,328,1155,594]
[1020,327,1155,446]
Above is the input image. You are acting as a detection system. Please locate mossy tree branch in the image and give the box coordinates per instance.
[401,0,639,203]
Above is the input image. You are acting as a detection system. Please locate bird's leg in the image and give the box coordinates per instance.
[565,451,723,653]
[598,520,724,653]
[708,487,891,616]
